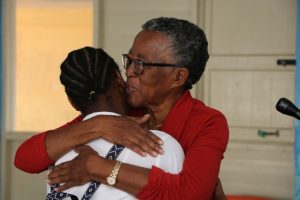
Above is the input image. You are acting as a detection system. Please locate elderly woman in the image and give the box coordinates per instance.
[15,17,229,199]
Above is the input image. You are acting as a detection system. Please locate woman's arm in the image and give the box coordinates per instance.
[14,116,83,173]
[14,132,53,173]
[14,115,163,173]
[48,113,229,199]
[136,114,229,199]
[47,150,150,196]
[47,115,163,160]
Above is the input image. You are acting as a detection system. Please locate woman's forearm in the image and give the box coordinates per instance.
[46,115,163,161]
[46,119,101,160]
[47,148,150,195]
[14,116,84,173]
[91,158,150,196]
[15,114,163,174]
[15,113,163,175]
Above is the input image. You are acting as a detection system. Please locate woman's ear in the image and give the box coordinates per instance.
[172,68,189,88]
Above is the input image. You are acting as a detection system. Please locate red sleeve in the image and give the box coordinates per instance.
[14,115,83,174]
[14,132,52,173]
[137,114,229,200]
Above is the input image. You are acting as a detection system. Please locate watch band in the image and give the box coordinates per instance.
[107,161,122,186]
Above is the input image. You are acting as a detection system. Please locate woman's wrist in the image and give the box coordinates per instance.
[88,155,113,183]
[88,115,127,142]
[46,119,103,161]
[78,118,104,142]
[86,115,116,139]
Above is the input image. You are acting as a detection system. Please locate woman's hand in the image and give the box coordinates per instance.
[88,115,164,157]
[47,145,100,192]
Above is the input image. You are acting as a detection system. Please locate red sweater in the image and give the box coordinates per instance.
[14,91,229,199]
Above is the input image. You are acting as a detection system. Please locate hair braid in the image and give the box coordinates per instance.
[60,47,119,110]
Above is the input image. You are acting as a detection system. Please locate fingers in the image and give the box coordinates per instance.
[47,163,70,184]
[101,115,164,156]
[146,130,164,145]
[47,163,82,192]
[125,130,164,157]
[54,182,74,193]
[74,145,84,154]
[47,158,93,193]
[74,145,94,153]
[137,131,164,156]
[125,142,147,157]
[48,173,78,193]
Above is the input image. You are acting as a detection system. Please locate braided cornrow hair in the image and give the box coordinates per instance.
[60,47,119,110]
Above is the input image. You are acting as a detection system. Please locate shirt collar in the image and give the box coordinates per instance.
[83,111,121,121]
[161,91,196,140]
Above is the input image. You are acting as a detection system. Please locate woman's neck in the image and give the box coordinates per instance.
[147,91,184,129]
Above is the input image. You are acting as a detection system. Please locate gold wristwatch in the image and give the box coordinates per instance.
[106,161,122,186]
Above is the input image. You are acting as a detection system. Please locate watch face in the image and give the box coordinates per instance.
[107,176,116,186]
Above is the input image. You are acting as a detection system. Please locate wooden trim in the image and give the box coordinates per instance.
[93,0,104,48]
[1,0,16,198]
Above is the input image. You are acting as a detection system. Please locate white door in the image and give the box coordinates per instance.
[202,0,297,199]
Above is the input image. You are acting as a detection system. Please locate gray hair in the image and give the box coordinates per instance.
[142,17,209,90]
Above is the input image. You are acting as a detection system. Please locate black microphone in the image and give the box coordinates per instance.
[276,98,300,120]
